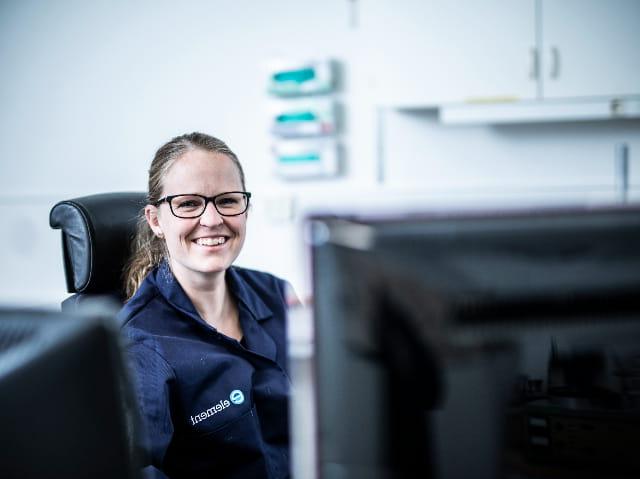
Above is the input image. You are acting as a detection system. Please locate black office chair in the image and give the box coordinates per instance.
[49,192,147,311]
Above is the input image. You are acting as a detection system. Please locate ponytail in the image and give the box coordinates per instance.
[123,215,166,300]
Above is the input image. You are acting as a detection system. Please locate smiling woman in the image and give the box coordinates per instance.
[144,148,248,293]
[118,132,292,479]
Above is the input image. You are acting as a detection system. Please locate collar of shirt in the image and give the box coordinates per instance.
[149,262,279,362]
[152,261,274,324]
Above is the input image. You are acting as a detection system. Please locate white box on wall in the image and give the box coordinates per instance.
[272,138,339,179]
[267,59,335,97]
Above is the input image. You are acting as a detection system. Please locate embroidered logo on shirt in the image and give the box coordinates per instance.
[190,399,230,426]
[230,389,245,405]
[190,390,245,426]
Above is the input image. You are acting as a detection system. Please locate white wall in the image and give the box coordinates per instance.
[0,0,638,307]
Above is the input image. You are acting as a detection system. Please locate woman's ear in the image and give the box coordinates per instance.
[145,205,164,238]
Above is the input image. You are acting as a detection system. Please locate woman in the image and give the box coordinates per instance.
[119,132,291,479]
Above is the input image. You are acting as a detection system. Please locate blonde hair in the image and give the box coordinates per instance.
[123,132,245,300]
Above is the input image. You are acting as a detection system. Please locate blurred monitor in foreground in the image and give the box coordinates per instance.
[0,309,141,479]
[310,205,640,479]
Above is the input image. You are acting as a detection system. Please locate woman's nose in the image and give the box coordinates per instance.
[199,201,224,226]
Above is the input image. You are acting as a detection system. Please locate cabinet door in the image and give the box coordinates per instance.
[541,0,640,98]
[358,0,537,105]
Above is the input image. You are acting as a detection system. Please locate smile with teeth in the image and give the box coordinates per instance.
[195,236,227,246]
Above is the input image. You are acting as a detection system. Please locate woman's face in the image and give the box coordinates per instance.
[145,149,247,282]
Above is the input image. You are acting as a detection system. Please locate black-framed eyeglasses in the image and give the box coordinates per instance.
[154,191,251,218]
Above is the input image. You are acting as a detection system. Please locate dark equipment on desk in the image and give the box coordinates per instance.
[0,309,142,479]
[311,205,640,479]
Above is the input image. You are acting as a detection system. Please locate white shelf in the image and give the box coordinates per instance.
[438,97,640,125]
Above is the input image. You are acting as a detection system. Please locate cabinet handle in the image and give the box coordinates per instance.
[615,143,629,204]
[529,47,539,79]
[550,46,560,79]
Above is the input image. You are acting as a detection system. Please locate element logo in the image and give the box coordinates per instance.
[230,389,245,405]
[189,389,246,426]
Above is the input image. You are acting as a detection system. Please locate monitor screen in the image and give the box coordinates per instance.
[0,309,142,479]
[310,205,640,479]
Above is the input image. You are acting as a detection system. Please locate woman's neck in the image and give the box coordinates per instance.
[170,263,242,341]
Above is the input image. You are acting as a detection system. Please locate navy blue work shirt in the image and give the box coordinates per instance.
[118,261,291,479]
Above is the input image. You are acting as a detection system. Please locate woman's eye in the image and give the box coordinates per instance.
[176,199,201,209]
[217,197,239,207]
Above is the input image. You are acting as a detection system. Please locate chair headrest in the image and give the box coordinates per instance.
[49,192,147,295]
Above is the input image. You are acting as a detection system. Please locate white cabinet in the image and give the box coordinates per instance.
[360,0,640,106]
[365,1,640,200]
[540,0,640,99]
[379,109,636,193]
[358,0,538,105]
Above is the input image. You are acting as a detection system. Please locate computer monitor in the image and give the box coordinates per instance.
[310,205,640,479]
[0,308,142,478]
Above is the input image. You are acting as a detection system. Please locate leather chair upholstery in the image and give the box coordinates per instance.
[49,192,146,311]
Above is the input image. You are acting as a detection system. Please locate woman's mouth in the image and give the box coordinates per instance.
[194,236,227,246]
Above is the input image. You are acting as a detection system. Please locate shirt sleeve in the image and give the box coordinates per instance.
[125,339,176,471]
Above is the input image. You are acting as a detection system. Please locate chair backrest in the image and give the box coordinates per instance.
[49,192,146,311]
